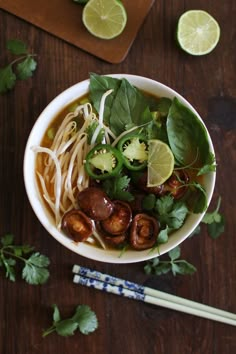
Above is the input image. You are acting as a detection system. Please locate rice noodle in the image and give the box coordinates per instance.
[32,146,62,226]
[33,98,115,248]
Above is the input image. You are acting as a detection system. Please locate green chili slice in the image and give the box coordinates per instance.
[85,144,123,180]
[117,133,148,171]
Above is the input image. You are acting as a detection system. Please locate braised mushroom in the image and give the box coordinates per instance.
[164,170,190,199]
[96,222,127,247]
[130,213,159,250]
[61,209,93,242]
[101,201,132,235]
[77,187,114,221]
[137,171,164,196]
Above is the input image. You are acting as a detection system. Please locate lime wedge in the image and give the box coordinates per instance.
[82,0,127,40]
[147,140,174,187]
[176,10,220,55]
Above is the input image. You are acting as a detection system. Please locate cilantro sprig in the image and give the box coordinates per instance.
[102,175,134,202]
[201,196,225,238]
[43,304,98,337]
[0,234,50,284]
[0,39,37,94]
[144,246,196,276]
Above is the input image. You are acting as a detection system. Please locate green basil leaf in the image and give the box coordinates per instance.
[167,97,211,166]
[89,73,121,124]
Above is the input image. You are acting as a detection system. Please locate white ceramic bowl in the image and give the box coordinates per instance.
[23,74,216,263]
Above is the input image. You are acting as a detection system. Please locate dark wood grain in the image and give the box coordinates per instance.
[0,1,236,353]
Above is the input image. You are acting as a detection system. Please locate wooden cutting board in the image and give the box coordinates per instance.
[0,0,155,63]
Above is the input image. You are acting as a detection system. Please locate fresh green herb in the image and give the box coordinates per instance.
[202,197,225,238]
[154,195,189,229]
[0,39,37,94]
[89,73,153,135]
[197,152,217,176]
[144,246,197,276]
[43,304,98,337]
[86,121,105,144]
[166,97,212,166]
[142,194,156,211]
[102,175,134,202]
[149,226,169,254]
[186,181,208,213]
[0,234,49,284]
[155,97,172,117]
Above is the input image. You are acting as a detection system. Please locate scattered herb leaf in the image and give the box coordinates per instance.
[155,195,188,229]
[202,197,225,238]
[0,234,49,284]
[43,304,98,337]
[144,246,196,276]
[0,39,37,94]
[102,175,134,202]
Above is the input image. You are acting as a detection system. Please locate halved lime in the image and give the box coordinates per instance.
[82,0,127,40]
[176,10,220,55]
[147,140,174,187]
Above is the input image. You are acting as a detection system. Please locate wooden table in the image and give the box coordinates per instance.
[0,1,235,353]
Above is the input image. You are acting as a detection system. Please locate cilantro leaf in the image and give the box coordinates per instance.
[22,263,49,285]
[13,245,35,257]
[144,245,196,277]
[0,65,16,93]
[207,216,225,239]
[0,235,50,285]
[168,246,181,261]
[1,39,37,94]
[155,195,173,215]
[157,227,169,244]
[55,319,79,337]
[171,261,197,276]
[102,175,134,202]
[43,304,98,338]
[155,196,188,229]
[52,304,61,323]
[26,252,50,267]
[2,258,16,281]
[7,39,28,55]
[72,305,98,335]
[16,56,37,80]
[202,197,225,238]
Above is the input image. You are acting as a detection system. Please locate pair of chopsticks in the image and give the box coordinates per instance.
[72,265,236,326]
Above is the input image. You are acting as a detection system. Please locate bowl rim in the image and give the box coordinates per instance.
[23,74,216,263]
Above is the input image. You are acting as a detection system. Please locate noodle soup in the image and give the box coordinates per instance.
[24,74,216,263]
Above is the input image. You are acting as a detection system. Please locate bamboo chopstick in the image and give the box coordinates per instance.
[72,265,236,326]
